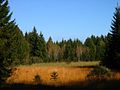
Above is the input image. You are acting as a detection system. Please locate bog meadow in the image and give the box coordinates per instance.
[0,0,120,90]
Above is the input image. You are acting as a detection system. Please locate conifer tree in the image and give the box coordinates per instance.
[0,0,30,86]
[26,27,47,62]
[38,32,47,61]
[10,26,29,65]
[0,0,16,86]
[27,27,39,57]
[102,6,120,69]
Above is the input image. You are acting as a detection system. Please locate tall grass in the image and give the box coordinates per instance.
[6,61,120,87]
[29,61,100,67]
[6,66,92,85]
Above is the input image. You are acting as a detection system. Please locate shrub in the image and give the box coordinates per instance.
[34,74,41,84]
[50,71,59,80]
[87,66,112,80]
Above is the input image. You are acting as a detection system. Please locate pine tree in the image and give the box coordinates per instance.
[95,35,106,60]
[27,27,39,57]
[38,32,47,61]
[63,39,74,61]
[27,27,47,63]
[84,36,96,60]
[10,26,29,65]
[102,6,120,69]
[0,0,30,86]
[0,0,16,86]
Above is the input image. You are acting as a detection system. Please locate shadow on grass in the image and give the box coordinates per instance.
[1,83,86,90]
[69,66,97,68]
[1,80,120,90]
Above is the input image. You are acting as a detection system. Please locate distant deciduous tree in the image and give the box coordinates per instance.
[46,37,60,62]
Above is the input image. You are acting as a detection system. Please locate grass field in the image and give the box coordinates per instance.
[7,61,98,85]
[6,61,120,90]
[19,61,100,67]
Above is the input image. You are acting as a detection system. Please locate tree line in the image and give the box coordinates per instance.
[24,27,107,64]
[0,0,108,66]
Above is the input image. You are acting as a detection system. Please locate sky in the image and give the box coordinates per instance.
[9,0,119,42]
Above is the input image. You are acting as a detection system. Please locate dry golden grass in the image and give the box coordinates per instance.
[6,63,120,86]
[6,66,93,86]
[112,73,120,80]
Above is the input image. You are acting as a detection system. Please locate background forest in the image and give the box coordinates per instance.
[0,0,108,66]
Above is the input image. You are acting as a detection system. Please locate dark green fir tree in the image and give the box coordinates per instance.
[0,0,29,86]
[0,0,16,86]
[102,6,120,69]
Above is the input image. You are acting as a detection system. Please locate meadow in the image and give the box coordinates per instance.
[19,61,100,67]
[7,62,98,85]
[5,61,120,90]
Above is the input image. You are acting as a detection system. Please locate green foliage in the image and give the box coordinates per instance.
[0,0,16,86]
[24,28,107,63]
[84,35,106,61]
[0,0,30,86]
[87,66,111,80]
[26,27,47,62]
[0,64,11,87]
[29,56,43,64]
[101,6,120,69]
[50,71,59,80]
[0,0,30,65]
[9,26,29,65]
[44,35,107,62]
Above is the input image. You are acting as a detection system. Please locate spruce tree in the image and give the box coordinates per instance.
[0,0,16,86]
[102,6,120,69]
[0,0,29,86]
[84,36,96,60]
[63,39,73,61]
[10,26,29,65]
[27,27,47,63]
[38,32,47,61]
[27,27,39,57]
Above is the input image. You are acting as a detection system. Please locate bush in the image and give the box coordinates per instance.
[87,66,112,80]
[34,74,41,84]
[50,71,59,80]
